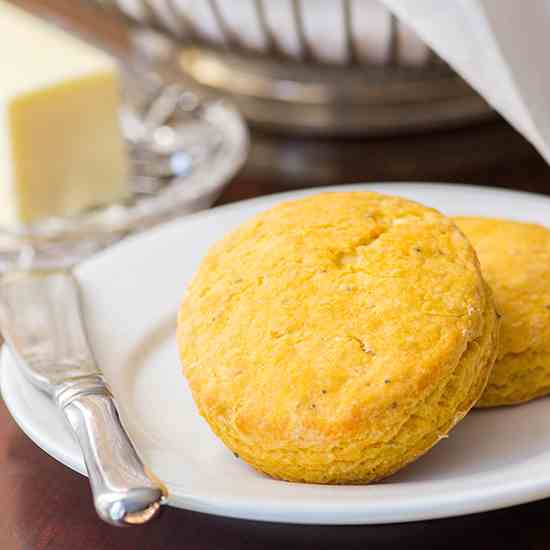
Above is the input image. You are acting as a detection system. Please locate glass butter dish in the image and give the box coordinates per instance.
[0,71,248,271]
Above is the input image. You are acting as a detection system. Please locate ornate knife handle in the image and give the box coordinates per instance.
[57,377,164,526]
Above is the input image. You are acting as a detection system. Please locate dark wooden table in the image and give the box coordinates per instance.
[4,2,550,548]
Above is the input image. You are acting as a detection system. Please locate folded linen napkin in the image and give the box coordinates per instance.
[381,0,550,162]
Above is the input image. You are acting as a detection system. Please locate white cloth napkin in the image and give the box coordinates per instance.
[380,0,550,162]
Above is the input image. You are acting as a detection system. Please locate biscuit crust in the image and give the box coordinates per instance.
[179,193,498,483]
[455,217,550,407]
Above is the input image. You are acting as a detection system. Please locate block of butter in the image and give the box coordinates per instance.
[0,1,129,227]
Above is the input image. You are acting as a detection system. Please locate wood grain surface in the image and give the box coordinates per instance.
[3,1,550,548]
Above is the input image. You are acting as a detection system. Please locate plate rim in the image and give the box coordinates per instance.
[75,181,550,272]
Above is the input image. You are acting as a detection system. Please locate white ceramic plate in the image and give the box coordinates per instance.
[3,183,550,525]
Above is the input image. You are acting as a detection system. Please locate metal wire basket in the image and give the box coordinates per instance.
[93,0,493,134]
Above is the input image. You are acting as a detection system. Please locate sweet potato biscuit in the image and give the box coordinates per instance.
[178,193,498,483]
[454,217,550,407]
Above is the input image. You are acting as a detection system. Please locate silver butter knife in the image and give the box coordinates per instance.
[0,270,164,526]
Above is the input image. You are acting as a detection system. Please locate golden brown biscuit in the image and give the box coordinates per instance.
[454,217,550,407]
[178,193,498,484]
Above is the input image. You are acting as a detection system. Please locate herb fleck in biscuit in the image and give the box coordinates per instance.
[178,193,498,484]
[455,217,550,407]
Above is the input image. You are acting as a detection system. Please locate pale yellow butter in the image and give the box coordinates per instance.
[0,2,129,227]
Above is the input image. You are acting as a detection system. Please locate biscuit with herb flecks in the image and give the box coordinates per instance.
[178,192,498,483]
[455,217,550,407]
